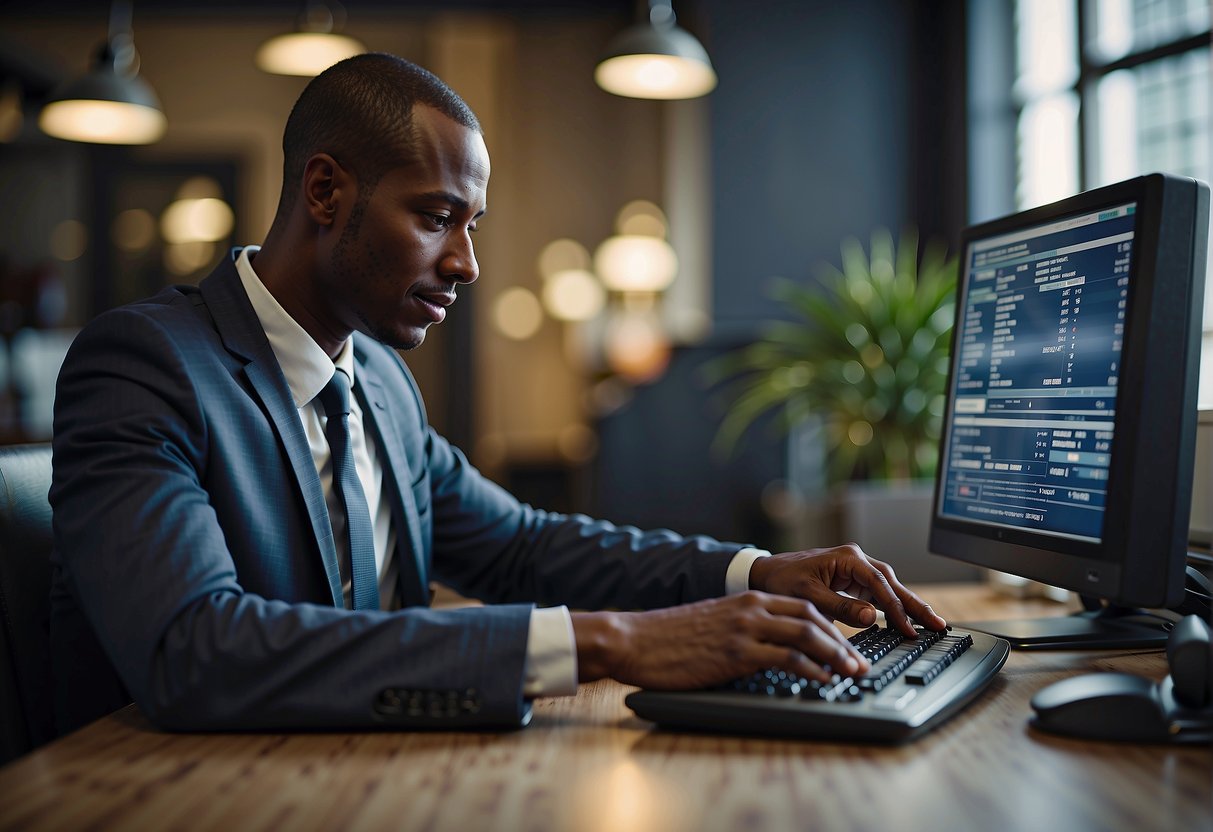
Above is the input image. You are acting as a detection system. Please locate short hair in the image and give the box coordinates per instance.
[276,53,480,220]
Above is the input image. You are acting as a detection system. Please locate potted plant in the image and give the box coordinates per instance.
[705,228,980,581]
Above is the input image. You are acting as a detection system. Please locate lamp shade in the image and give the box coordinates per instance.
[39,35,165,145]
[255,32,366,77]
[595,20,717,100]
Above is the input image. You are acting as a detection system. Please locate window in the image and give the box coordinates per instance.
[969,0,1213,406]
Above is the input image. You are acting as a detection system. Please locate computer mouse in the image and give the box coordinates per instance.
[1030,672,1171,742]
[1166,615,1211,708]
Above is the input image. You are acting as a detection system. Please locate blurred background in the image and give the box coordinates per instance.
[0,0,1210,579]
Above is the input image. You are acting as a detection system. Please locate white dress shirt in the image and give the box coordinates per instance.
[234,246,769,697]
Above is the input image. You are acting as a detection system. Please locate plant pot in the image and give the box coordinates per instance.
[838,479,984,583]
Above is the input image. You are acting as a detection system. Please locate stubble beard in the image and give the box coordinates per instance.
[331,196,427,352]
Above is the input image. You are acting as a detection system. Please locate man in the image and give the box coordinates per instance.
[50,53,944,735]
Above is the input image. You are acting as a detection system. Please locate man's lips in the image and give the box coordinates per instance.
[413,290,456,322]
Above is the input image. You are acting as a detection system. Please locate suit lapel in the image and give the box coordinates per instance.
[353,357,430,608]
[198,255,344,607]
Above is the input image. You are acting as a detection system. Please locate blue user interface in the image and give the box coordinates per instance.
[938,203,1137,543]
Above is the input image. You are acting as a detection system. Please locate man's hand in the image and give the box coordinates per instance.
[571,592,870,691]
[749,543,947,637]
[570,543,946,691]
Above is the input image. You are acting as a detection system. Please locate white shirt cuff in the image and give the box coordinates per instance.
[522,605,578,698]
[725,547,772,594]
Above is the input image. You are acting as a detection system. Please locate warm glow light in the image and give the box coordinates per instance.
[604,307,670,382]
[616,199,668,238]
[176,176,223,201]
[594,235,678,292]
[493,288,544,341]
[50,220,87,262]
[595,54,716,99]
[160,198,235,244]
[557,424,598,463]
[543,269,606,322]
[164,240,217,275]
[538,238,591,279]
[39,99,165,145]
[112,208,156,252]
[0,82,22,143]
[256,32,366,76]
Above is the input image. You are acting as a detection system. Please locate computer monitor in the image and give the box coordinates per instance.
[929,173,1210,649]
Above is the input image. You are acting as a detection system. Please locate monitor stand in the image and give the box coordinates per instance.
[960,565,1212,650]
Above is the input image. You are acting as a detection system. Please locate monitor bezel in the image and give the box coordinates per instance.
[930,173,1209,609]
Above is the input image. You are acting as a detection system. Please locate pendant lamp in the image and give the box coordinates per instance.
[595,0,717,100]
[38,2,165,145]
[256,1,366,77]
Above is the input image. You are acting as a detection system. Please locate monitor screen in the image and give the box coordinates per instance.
[930,174,1209,648]
[937,201,1135,544]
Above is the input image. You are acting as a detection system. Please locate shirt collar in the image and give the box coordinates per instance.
[234,245,355,407]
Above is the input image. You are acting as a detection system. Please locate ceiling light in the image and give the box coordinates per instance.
[257,2,366,77]
[493,288,544,341]
[160,198,235,244]
[615,199,668,237]
[39,3,165,145]
[543,269,606,322]
[595,1,717,100]
[537,238,592,280]
[594,235,678,293]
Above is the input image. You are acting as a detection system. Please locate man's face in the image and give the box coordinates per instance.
[323,106,489,351]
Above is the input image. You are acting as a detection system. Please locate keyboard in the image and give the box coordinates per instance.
[625,624,1010,743]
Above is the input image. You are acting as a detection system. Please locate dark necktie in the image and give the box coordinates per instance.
[318,370,379,611]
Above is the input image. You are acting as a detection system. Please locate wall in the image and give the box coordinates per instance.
[702,0,915,336]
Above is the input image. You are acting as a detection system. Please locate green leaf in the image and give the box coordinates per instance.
[707,227,959,484]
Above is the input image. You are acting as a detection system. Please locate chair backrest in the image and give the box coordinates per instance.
[0,443,54,765]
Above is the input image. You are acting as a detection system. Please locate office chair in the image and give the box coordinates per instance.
[0,443,54,765]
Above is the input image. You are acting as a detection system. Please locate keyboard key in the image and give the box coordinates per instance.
[873,688,919,711]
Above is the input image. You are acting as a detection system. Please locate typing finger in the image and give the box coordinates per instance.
[756,596,873,674]
[842,560,916,636]
[760,612,867,676]
[800,583,880,630]
[868,560,947,630]
[763,596,868,669]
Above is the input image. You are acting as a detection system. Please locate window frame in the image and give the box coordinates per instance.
[969,0,1212,406]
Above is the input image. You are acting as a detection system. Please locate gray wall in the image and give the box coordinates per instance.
[703,0,914,334]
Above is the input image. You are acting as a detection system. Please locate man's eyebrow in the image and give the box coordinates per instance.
[417,191,487,219]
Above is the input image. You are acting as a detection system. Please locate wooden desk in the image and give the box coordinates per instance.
[0,585,1209,832]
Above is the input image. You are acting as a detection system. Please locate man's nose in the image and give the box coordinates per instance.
[443,232,478,285]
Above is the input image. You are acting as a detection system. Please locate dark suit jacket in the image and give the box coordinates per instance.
[49,253,742,735]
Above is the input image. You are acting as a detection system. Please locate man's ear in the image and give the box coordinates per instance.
[301,153,353,227]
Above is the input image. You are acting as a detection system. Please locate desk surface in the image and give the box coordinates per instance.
[1,584,1209,832]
